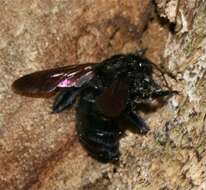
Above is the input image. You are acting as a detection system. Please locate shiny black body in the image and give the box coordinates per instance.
[12,53,176,163]
[52,54,175,162]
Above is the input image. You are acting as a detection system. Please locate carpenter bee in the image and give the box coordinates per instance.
[12,53,177,163]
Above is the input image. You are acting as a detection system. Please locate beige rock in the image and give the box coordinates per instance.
[1,0,206,190]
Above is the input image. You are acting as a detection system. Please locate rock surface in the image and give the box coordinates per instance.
[0,0,206,190]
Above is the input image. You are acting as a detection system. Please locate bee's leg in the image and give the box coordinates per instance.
[52,88,80,113]
[149,90,178,99]
[125,111,149,134]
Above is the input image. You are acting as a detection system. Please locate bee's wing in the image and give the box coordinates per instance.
[96,79,128,117]
[12,64,95,97]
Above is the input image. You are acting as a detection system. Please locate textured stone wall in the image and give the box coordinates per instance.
[0,0,206,189]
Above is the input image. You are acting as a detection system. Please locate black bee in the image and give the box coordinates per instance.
[12,53,177,163]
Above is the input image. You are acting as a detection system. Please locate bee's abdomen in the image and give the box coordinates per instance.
[76,91,121,163]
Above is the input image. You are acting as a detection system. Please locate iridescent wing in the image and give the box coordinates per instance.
[12,64,95,97]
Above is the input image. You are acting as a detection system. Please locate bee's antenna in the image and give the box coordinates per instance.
[135,48,148,57]
[150,62,176,91]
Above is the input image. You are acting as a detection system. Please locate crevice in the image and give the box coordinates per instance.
[151,0,177,34]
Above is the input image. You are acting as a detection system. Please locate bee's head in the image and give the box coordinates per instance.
[126,54,153,75]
